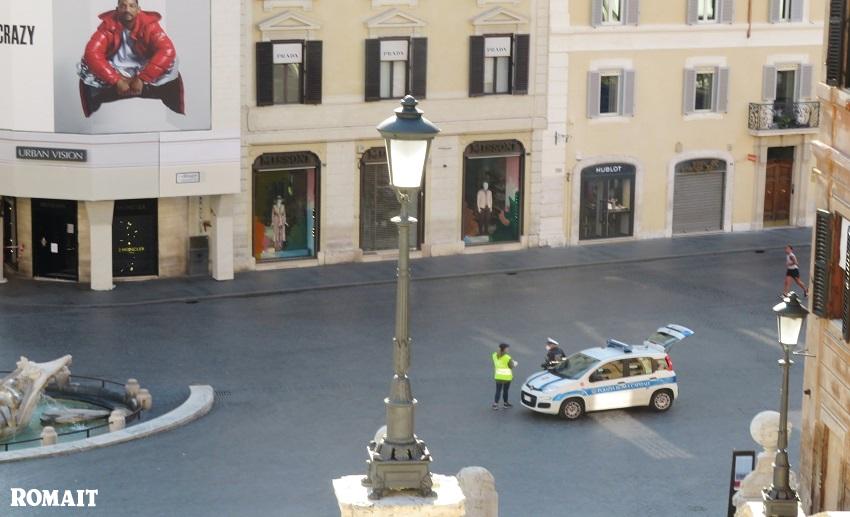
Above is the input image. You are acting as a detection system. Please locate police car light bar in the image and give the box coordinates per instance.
[606,339,632,353]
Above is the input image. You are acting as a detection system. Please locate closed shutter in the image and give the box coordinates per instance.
[762,65,777,101]
[686,0,699,24]
[410,38,428,98]
[790,0,804,22]
[812,209,832,317]
[587,71,601,118]
[826,0,846,85]
[360,157,421,251]
[844,222,850,340]
[828,214,845,318]
[469,36,485,97]
[513,34,530,95]
[304,40,322,104]
[769,0,781,22]
[672,168,725,234]
[365,39,381,102]
[256,42,274,107]
[715,67,729,112]
[591,0,603,27]
[683,69,696,114]
[621,69,635,117]
[719,0,735,23]
[797,64,813,99]
[625,0,640,25]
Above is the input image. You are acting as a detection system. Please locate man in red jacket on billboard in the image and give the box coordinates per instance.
[78,0,185,117]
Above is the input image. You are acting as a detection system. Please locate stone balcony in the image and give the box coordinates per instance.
[748,101,821,136]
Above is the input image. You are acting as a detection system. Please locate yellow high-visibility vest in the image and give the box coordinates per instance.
[492,352,513,381]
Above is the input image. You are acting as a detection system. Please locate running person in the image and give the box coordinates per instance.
[784,245,808,297]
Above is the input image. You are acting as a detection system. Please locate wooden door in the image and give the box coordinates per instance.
[764,161,793,225]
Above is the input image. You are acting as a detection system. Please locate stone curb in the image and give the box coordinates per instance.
[0,241,809,310]
[0,385,214,463]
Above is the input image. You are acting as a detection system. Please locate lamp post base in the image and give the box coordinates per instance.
[363,436,434,499]
[762,487,799,517]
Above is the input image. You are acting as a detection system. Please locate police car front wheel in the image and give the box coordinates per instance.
[559,398,585,420]
[649,390,674,412]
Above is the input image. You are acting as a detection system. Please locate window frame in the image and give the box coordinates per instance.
[694,68,716,112]
[378,37,411,100]
[601,0,623,25]
[482,34,514,96]
[269,39,305,106]
[697,0,718,22]
[598,70,622,116]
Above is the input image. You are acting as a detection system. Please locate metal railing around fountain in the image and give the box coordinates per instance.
[0,373,144,452]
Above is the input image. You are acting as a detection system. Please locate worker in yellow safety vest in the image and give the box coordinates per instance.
[492,343,517,410]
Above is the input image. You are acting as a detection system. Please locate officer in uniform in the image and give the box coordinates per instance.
[492,343,516,410]
[542,337,565,369]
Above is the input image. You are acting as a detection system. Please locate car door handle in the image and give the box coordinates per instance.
[617,381,626,385]
[649,377,657,380]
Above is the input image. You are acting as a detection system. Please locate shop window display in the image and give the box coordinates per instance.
[579,163,635,240]
[252,154,318,261]
[462,141,523,245]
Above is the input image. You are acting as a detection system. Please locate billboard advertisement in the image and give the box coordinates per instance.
[0,0,211,134]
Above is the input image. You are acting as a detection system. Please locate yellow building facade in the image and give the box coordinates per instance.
[555,0,823,244]
[239,0,554,272]
[800,0,850,510]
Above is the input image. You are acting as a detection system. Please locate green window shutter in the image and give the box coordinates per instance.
[812,209,832,317]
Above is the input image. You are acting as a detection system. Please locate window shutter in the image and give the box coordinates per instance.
[812,209,832,317]
[797,64,813,99]
[843,222,850,341]
[255,42,274,107]
[826,0,847,86]
[513,34,530,95]
[469,36,485,97]
[790,0,804,22]
[304,40,322,104]
[364,39,381,102]
[410,38,428,98]
[686,0,699,24]
[625,0,640,25]
[682,69,696,114]
[719,0,735,23]
[591,0,603,27]
[622,69,635,117]
[762,65,777,101]
[715,67,729,113]
[768,0,781,23]
[587,71,601,118]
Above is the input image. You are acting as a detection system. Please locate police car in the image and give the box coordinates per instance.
[520,324,694,420]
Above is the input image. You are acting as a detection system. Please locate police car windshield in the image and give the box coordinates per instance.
[553,352,599,379]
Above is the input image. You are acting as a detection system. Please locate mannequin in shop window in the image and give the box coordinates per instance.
[271,195,287,251]
[476,181,493,236]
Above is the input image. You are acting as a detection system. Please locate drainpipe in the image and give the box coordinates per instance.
[747,0,753,38]
[0,196,6,284]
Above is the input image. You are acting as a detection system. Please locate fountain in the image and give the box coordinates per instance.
[0,355,145,448]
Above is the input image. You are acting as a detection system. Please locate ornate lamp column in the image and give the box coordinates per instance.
[763,291,808,516]
[362,96,440,499]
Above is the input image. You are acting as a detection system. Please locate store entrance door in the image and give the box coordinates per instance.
[764,147,794,226]
[113,199,159,277]
[32,199,78,281]
[2,197,17,270]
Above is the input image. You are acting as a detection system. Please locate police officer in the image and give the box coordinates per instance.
[492,343,516,410]
[542,337,565,368]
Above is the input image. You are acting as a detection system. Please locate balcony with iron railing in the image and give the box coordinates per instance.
[748,101,821,135]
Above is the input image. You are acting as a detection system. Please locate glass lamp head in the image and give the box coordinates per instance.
[377,96,441,189]
[773,292,809,346]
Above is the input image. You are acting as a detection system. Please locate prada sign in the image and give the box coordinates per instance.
[380,40,408,62]
[273,43,302,64]
[484,37,511,58]
[16,146,87,162]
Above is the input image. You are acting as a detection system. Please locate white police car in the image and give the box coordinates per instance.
[520,324,694,420]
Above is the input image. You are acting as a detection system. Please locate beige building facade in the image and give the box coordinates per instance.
[239,0,555,272]
[553,0,823,245]
[800,0,850,511]
[0,0,241,290]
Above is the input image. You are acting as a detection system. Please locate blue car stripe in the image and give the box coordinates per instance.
[551,377,676,402]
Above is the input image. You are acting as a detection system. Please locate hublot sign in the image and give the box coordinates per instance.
[582,162,635,178]
[16,146,87,163]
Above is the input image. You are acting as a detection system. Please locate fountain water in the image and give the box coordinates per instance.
[0,356,74,440]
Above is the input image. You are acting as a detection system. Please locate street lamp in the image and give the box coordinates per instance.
[362,96,440,499]
[763,291,808,516]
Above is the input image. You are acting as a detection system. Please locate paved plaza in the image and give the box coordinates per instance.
[0,228,811,516]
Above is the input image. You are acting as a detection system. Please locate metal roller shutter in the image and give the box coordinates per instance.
[672,168,725,234]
